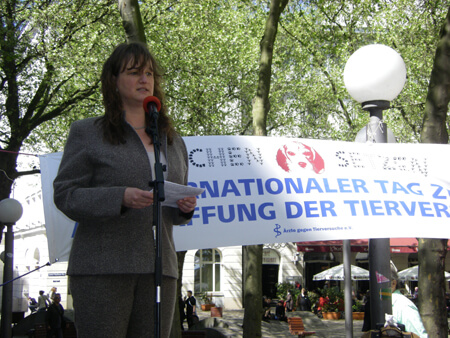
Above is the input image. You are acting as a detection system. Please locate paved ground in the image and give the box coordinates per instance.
[12,307,364,337]
[192,308,365,337]
[11,307,450,337]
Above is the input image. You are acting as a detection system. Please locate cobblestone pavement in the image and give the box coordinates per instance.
[195,309,364,337]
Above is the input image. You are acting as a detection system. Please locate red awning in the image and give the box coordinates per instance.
[296,239,369,253]
[296,238,448,254]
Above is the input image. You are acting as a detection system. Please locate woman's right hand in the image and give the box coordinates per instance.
[123,187,154,209]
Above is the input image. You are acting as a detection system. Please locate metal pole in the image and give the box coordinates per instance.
[362,101,392,330]
[343,240,353,338]
[146,109,164,338]
[368,238,391,329]
[1,224,14,338]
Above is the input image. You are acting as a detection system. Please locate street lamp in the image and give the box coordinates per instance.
[0,198,23,338]
[344,44,407,331]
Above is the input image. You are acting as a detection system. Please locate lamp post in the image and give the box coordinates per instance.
[0,198,23,338]
[344,44,406,330]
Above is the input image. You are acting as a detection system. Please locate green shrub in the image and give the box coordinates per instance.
[308,290,319,312]
[275,282,300,305]
[352,300,364,312]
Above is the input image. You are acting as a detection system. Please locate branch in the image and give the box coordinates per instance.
[14,168,41,179]
[30,80,100,129]
[280,21,354,130]
[398,105,419,137]
[32,74,75,122]
[117,0,147,44]
[23,60,55,122]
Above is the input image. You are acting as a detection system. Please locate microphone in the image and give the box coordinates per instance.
[143,96,161,115]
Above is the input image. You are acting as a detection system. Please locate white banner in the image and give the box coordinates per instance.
[40,152,75,263]
[40,136,450,262]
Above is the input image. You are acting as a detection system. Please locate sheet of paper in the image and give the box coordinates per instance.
[151,181,204,208]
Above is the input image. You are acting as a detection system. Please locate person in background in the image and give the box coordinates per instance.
[53,42,197,338]
[316,290,326,316]
[37,290,50,312]
[356,290,364,301]
[391,263,427,337]
[262,296,272,321]
[49,287,57,301]
[46,293,66,338]
[184,291,197,328]
[285,290,294,312]
[28,296,38,313]
[275,300,287,321]
[297,288,312,312]
[362,290,371,332]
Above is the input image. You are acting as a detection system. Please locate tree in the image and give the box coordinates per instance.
[143,0,265,137]
[267,0,378,140]
[244,0,288,336]
[118,0,147,43]
[173,250,187,337]
[269,0,449,142]
[418,6,450,337]
[0,0,120,239]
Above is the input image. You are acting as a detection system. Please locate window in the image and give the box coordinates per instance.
[408,253,418,266]
[25,248,40,271]
[194,249,221,294]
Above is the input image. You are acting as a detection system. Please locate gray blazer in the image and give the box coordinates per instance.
[53,117,192,278]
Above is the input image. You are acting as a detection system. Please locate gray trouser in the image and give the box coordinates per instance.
[70,274,177,338]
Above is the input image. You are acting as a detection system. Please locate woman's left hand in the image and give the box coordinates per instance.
[177,196,197,213]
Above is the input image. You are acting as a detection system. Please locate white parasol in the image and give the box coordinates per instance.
[313,264,370,281]
[398,265,450,281]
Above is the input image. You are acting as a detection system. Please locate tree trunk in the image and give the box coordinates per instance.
[251,0,289,136]
[244,0,288,336]
[170,250,187,338]
[243,245,263,337]
[419,6,450,338]
[421,8,450,144]
[417,239,448,337]
[117,0,147,44]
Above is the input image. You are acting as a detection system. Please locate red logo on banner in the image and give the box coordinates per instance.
[276,141,325,174]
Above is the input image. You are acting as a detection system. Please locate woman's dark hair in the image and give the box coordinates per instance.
[98,42,174,144]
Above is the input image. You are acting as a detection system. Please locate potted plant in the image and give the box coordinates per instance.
[352,300,365,320]
[211,305,223,317]
[200,293,215,311]
[320,287,344,320]
[322,300,342,319]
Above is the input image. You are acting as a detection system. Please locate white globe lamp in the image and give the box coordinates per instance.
[0,198,22,338]
[344,44,407,104]
[344,44,407,329]
[0,198,23,224]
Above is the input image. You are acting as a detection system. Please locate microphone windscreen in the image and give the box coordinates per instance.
[143,96,161,113]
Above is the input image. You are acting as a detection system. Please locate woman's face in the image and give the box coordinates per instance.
[116,59,154,110]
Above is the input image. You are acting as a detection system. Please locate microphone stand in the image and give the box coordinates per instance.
[146,109,165,338]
